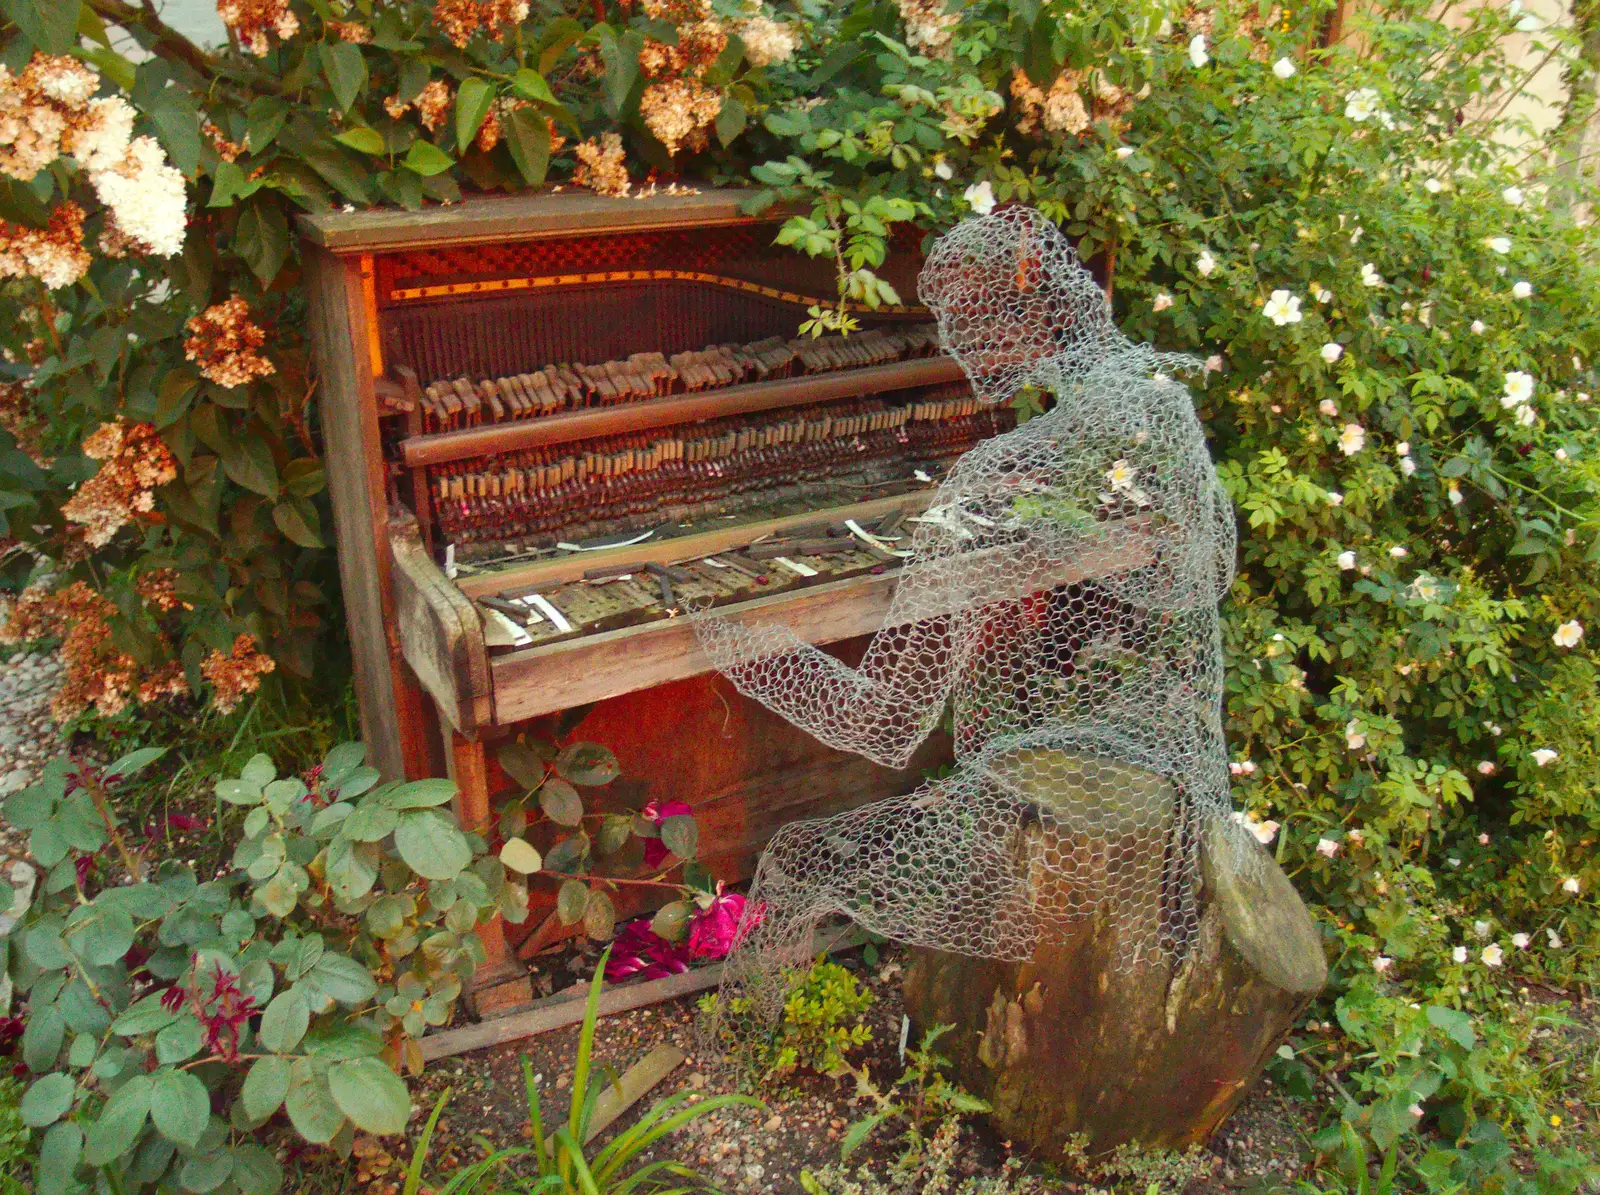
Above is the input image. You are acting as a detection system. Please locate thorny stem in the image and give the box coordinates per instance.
[83,767,146,882]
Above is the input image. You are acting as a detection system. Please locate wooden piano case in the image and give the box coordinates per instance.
[298,190,989,1011]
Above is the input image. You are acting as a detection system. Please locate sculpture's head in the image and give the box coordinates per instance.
[918,206,1122,406]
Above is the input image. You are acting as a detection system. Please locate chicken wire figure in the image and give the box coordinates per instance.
[692,206,1244,1071]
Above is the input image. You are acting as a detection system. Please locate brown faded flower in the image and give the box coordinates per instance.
[134,567,189,613]
[384,94,412,119]
[897,0,959,56]
[137,661,190,705]
[572,132,630,197]
[415,79,453,133]
[0,380,49,465]
[217,0,300,56]
[739,16,798,68]
[0,582,137,720]
[327,19,373,43]
[0,201,91,290]
[97,212,147,258]
[202,119,243,163]
[640,0,709,20]
[475,107,502,153]
[61,420,179,548]
[640,77,722,155]
[184,296,275,388]
[433,0,528,48]
[676,19,728,72]
[639,40,688,80]
[201,633,276,714]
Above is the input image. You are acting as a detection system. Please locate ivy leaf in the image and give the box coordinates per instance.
[402,140,455,177]
[659,815,698,861]
[499,838,543,874]
[241,1056,291,1122]
[21,1073,75,1128]
[394,811,471,879]
[456,77,496,153]
[538,778,585,827]
[285,1060,346,1144]
[329,1057,411,1135]
[319,43,368,113]
[556,879,590,925]
[555,743,619,786]
[150,1067,210,1147]
[258,989,311,1052]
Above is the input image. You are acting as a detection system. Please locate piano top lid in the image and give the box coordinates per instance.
[295,186,780,255]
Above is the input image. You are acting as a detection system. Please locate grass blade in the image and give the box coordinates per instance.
[570,946,612,1142]
[403,1088,452,1195]
[553,1129,604,1195]
[523,1055,552,1174]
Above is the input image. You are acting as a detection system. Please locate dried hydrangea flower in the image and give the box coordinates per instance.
[327,20,373,43]
[185,296,276,388]
[640,77,722,155]
[0,201,91,289]
[201,634,277,713]
[573,132,630,196]
[415,79,454,132]
[61,419,178,548]
[218,0,300,56]
[739,16,798,67]
[897,0,960,56]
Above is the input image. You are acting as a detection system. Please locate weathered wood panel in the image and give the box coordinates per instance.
[390,507,491,738]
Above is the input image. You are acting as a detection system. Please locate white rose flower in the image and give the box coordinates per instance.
[1115,146,1134,160]
[1479,832,1491,843]
[1189,34,1209,68]
[1502,371,1535,407]
[1396,441,1410,457]
[1344,720,1366,749]
[1531,748,1559,767]
[1448,483,1463,505]
[1338,550,1357,570]
[1345,88,1382,122]
[1481,944,1504,967]
[1408,1103,1424,1118]
[1562,875,1581,894]
[1552,620,1584,648]
[1326,490,1344,506]
[1339,424,1366,455]
[1512,933,1530,949]
[1477,760,1495,774]
[1272,57,1297,79]
[1452,945,1468,963]
[1372,954,1393,973]
[1400,457,1417,476]
[1319,398,1339,415]
[1473,919,1491,939]
[1321,343,1344,364]
[1360,262,1384,287]
[963,181,996,215]
[1555,448,1568,461]
[1448,857,1461,868]
[1153,292,1174,312]
[1502,185,1525,206]
[934,159,953,180]
[1389,545,1408,559]
[1471,319,1487,334]
[1512,280,1533,299]
[1424,178,1444,193]
[1263,289,1303,325]
[1251,818,1279,844]
[1547,928,1564,948]
[1515,404,1536,427]
[1203,353,1223,374]
[1196,248,1216,277]
[1487,236,1512,254]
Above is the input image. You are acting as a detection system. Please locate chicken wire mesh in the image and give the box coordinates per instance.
[691,206,1246,1073]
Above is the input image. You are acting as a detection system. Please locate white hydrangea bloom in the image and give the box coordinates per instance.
[89,136,187,257]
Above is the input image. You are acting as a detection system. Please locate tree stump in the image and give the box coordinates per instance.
[901,766,1325,1160]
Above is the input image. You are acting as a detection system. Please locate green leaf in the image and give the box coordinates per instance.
[715,97,747,148]
[1426,1005,1476,1050]
[22,1005,65,1071]
[402,140,455,177]
[107,747,166,779]
[83,1075,151,1165]
[539,778,585,827]
[333,126,386,155]
[37,1121,83,1195]
[502,105,551,187]
[235,201,291,285]
[245,97,288,154]
[135,68,203,177]
[497,742,547,791]
[223,438,280,497]
[659,815,698,861]
[650,900,693,943]
[394,811,471,880]
[309,953,378,1005]
[65,903,136,967]
[342,803,398,842]
[155,1016,204,1065]
[555,743,619,786]
[242,1056,291,1121]
[301,142,373,204]
[500,838,543,874]
[150,1067,210,1147]
[231,1143,284,1195]
[319,43,368,113]
[841,1113,888,1160]
[329,1057,411,1135]
[1,0,81,53]
[259,989,311,1052]
[456,77,497,152]
[301,1022,383,1060]
[182,1150,235,1193]
[543,832,590,875]
[112,992,179,1036]
[511,68,557,104]
[583,889,615,940]
[21,1073,75,1128]
[285,1061,346,1144]
[387,778,459,809]
[556,879,589,925]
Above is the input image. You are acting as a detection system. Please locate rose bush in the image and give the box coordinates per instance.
[0,0,1597,1186]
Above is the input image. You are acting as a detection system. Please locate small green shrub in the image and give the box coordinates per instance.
[771,956,876,1078]
[0,740,528,1195]
[400,945,762,1195]
[0,1076,31,1195]
[841,1023,991,1176]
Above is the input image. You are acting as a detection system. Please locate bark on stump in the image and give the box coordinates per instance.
[901,789,1325,1160]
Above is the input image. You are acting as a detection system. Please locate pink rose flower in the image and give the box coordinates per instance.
[604,919,690,983]
[687,886,762,960]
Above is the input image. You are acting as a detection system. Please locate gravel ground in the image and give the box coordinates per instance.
[0,647,63,856]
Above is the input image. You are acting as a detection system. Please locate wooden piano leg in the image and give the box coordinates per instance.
[448,729,534,1016]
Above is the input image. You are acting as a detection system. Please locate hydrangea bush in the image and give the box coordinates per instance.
[0,0,1596,1186]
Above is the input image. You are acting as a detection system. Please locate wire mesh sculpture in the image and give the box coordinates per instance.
[692,206,1245,1070]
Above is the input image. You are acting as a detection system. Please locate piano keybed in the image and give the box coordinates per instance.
[431,384,1011,559]
[412,327,940,432]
